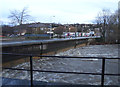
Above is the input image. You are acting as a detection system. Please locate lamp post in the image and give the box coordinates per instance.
[50,23,52,39]
[75,25,77,38]
[50,16,55,39]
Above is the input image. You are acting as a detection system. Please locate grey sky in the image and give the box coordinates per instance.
[0,0,119,24]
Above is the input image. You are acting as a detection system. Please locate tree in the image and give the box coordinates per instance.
[54,26,64,37]
[8,7,33,25]
[2,25,14,36]
[108,10,118,42]
[95,9,111,42]
[69,26,77,32]
[95,9,119,43]
[118,9,120,43]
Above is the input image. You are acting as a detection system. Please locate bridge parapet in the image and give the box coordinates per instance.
[2,36,100,63]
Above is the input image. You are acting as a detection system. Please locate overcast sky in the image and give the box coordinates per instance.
[0,0,119,24]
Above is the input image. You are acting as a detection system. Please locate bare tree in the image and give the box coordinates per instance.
[95,9,119,43]
[69,26,77,32]
[95,9,111,42]
[54,26,65,37]
[118,9,120,43]
[8,7,33,25]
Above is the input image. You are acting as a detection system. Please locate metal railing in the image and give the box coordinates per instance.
[2,53,120,87]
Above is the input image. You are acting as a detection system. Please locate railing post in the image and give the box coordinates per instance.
[30,56,33,87]
[101,58,105,87]
[40,43,43,58]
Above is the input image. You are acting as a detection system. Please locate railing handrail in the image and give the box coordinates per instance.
[1,52,120,59]
[2,67,120,76]
[2,53,120,87]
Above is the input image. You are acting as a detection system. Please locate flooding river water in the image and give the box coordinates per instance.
[2,44,120,85]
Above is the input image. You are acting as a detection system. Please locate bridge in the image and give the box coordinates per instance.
[2,36,99,64]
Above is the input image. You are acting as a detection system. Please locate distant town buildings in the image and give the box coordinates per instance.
[1,22,101,38]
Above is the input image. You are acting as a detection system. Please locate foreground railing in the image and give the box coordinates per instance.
[2,53,120,87]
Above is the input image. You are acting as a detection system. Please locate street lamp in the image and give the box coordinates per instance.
[75,25,77,37]
[50,23,52,39]
[50,16,55,39]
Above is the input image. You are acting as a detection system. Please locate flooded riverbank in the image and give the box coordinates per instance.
[2,44,120,85]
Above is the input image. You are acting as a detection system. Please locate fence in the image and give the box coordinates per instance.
[2,53,120,87]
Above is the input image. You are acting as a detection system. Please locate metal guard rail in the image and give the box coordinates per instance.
[2,53,120,87]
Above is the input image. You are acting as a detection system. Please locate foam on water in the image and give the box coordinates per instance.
[2,44,119,85]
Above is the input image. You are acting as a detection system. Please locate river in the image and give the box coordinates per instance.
[2,44,120,85]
